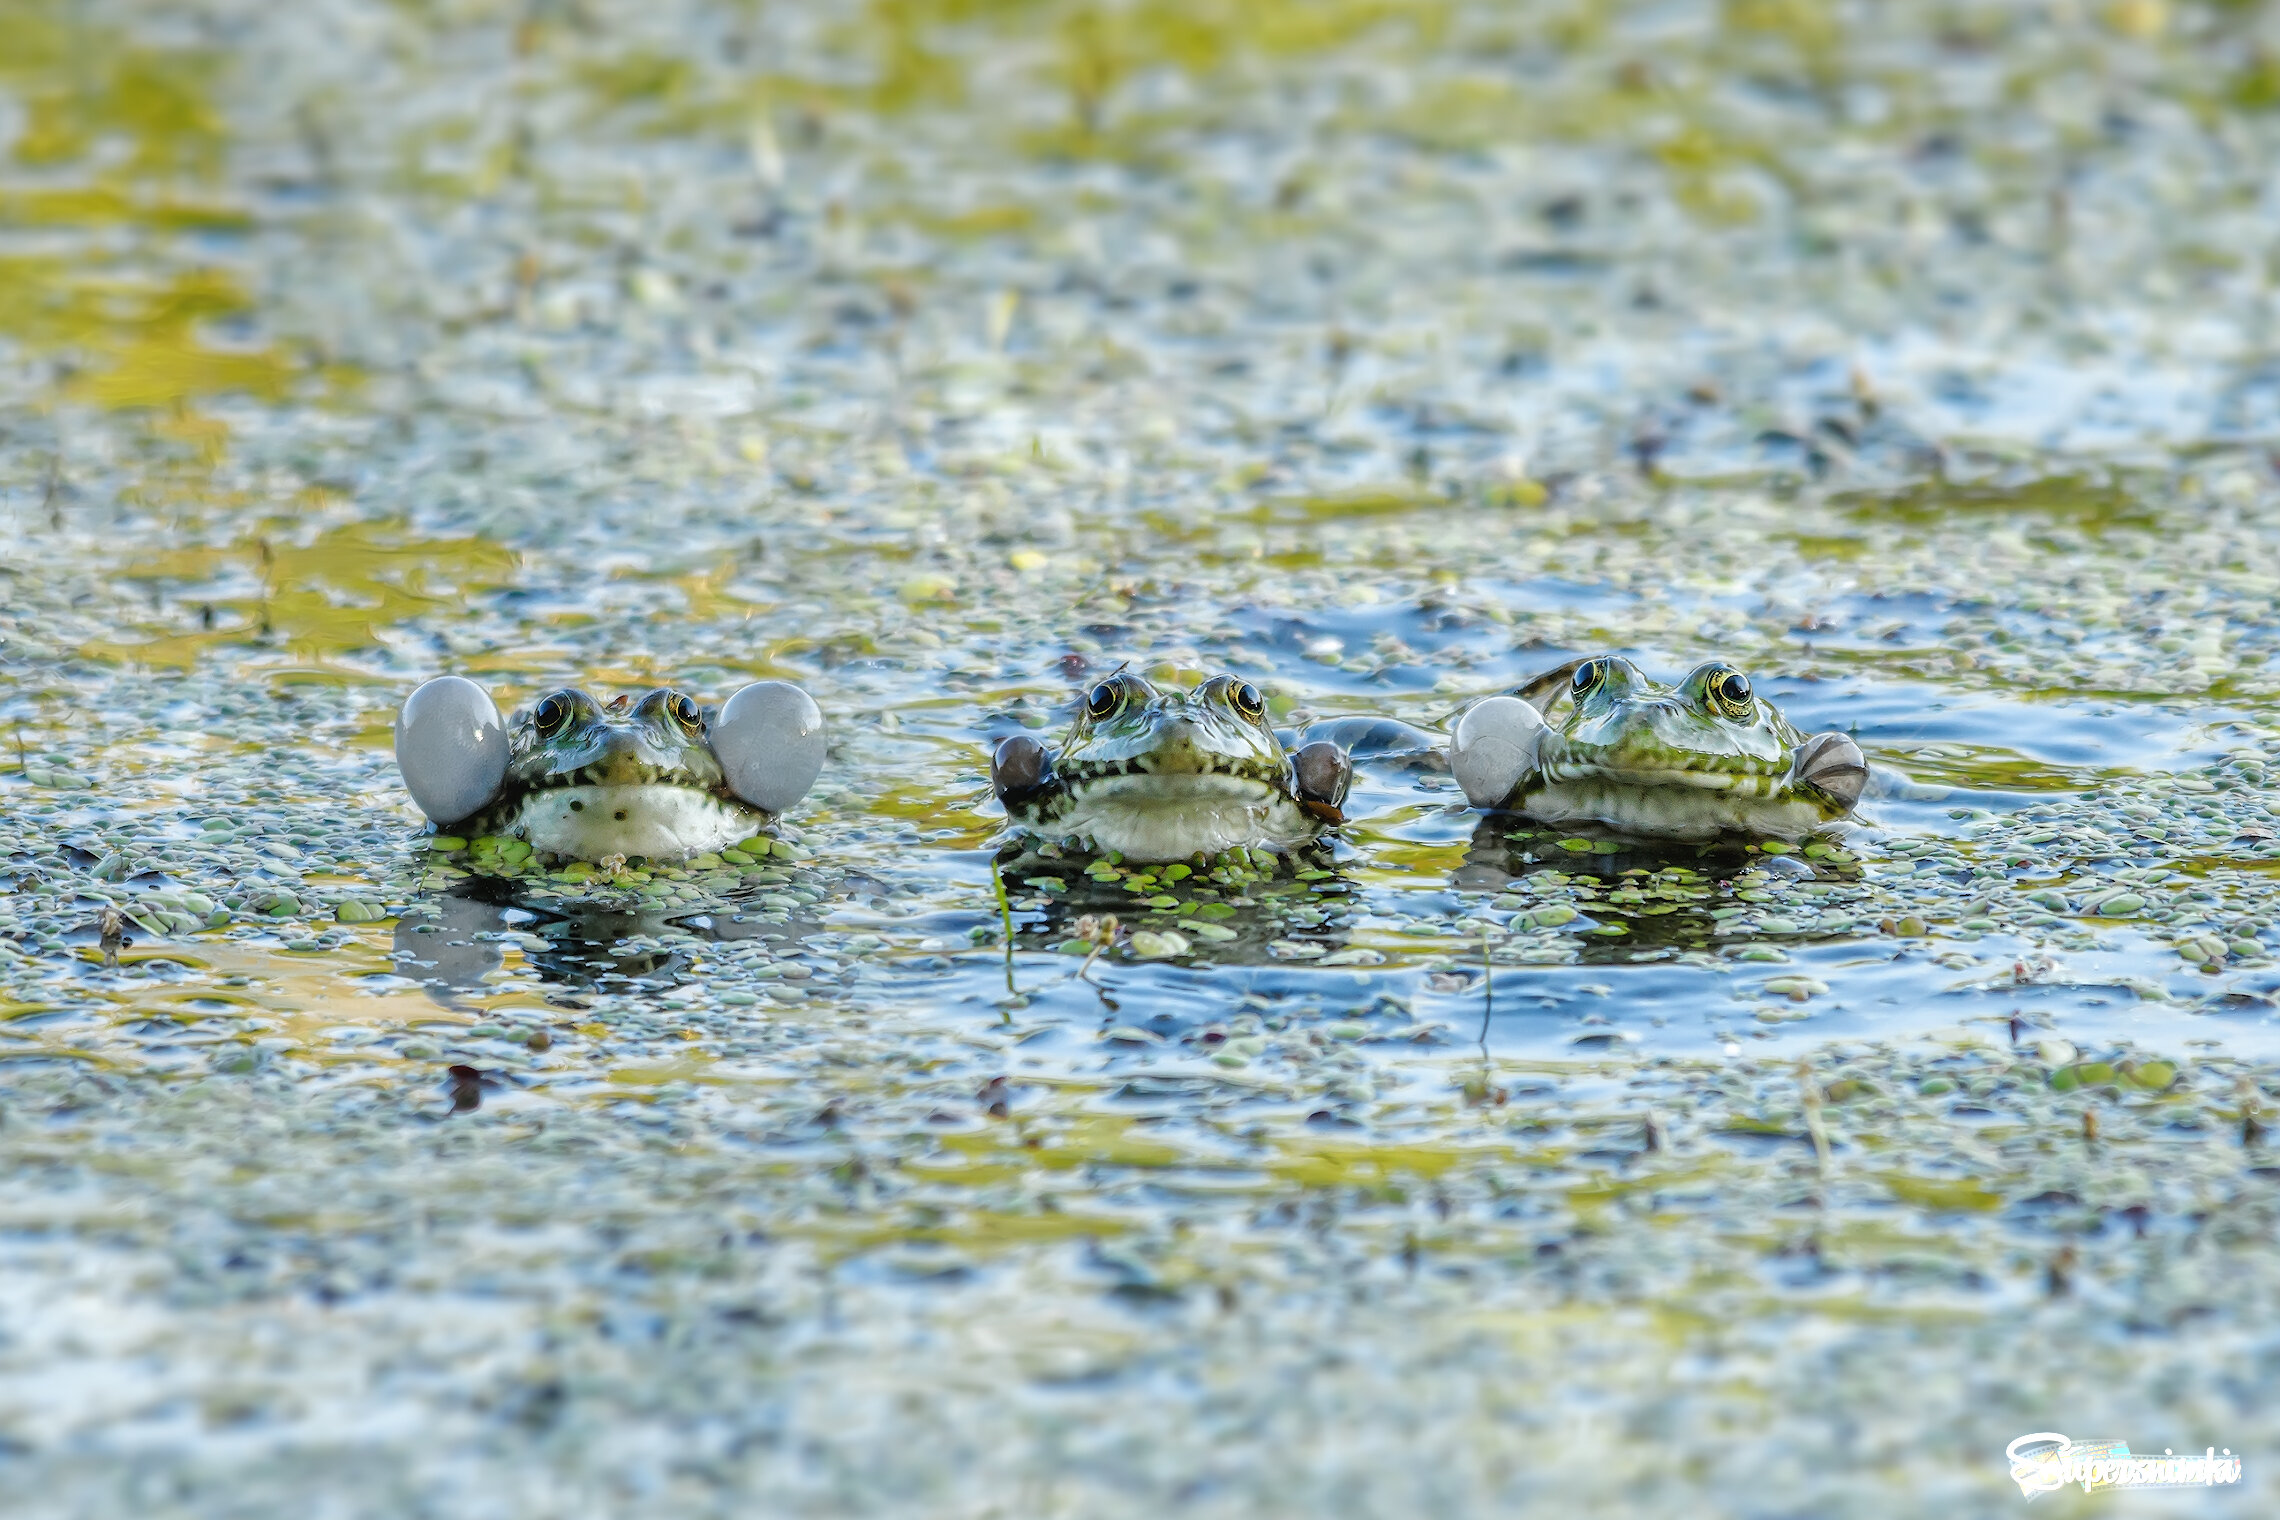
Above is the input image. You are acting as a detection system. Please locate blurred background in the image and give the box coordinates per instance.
[8,0,2280,520]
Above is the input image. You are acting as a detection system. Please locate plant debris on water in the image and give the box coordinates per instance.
[5,0,2280,1512]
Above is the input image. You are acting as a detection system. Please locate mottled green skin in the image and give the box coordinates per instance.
[1048,673,1285,791]
[1538,657,1802,785]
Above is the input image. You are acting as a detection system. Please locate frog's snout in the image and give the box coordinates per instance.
[1450,695,1547,810]
[396,675,508,826]
[1146,712,1208,758]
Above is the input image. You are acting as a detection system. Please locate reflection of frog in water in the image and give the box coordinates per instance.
[392,882,820,1007]
[394,676,826,863]
[993,852,1362,971]
[1453,811,1866,961]
[1451,655,1868,840]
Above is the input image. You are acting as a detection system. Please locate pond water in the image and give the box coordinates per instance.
[5,0,2280,1513]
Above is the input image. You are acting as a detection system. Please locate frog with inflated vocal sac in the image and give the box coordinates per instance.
[991,671,1357,863]
[1448,655,1867,839]
[393,676,826,862]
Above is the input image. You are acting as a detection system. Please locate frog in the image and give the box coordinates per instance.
[990,670,1354,863]
[393,675,826,862]
[1447,655,1867,839]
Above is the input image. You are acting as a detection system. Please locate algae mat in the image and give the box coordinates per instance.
[4,0,2280,1513]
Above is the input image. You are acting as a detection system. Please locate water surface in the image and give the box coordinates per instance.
[5,0,2280,1513]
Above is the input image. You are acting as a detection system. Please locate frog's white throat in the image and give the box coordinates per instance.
[507,783,762,862]
[1047,774,1314,863]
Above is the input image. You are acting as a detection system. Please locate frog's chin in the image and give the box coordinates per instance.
[1509,778,1839,841]
[1029,773,1316,863]
[505,784,764,862]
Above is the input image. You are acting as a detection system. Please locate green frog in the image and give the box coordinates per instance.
[1449,655,1867,839]
[395,675,825,862]
[992,671,1353,863]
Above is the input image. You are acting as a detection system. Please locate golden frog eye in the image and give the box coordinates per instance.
[534,693,570,736]
[1230,681,1265,720]
[1570,659,1604,696]
[669,693,702,730]
[1084,680,1121,719]
[1710,668,1753,716]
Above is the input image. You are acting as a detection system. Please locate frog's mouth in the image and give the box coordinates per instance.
[524,752,722,792]
[1056,757,1289,799]
[1055,711,1284,786]
[1450,694,1866,839]
[1535,744,1795,794]
[1015,727,1306,862]
[1524,733,1823,840]
[484,739,763,862]
[1535,726,1867,811]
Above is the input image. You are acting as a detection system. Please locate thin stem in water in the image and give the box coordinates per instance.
[992,859,1017,998]
[1479,921,1493,1053]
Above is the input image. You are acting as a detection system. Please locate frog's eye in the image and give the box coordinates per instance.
[1084,681,1122,719]
[668,693,702,731]
[534,693,572,736]
[1570,659,1604,696]
[1708,668,1754,717]
[1229,681,1265,721]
